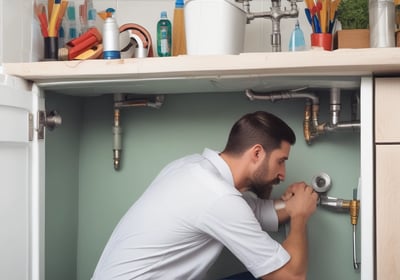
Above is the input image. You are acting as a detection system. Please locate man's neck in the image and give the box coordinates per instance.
[219,152,250,192]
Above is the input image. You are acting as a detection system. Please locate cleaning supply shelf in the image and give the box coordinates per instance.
[3,48,400,96]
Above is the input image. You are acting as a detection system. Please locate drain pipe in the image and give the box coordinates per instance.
[112,94,164,170]
[321,88,360,133]
[330,87,341,127]
[245,87,360,144]
[245,88,322,144]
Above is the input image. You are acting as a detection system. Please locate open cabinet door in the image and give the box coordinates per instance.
[0,74,45,280]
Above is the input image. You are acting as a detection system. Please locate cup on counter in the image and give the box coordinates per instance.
[44,37,59,61]
[311,33,333,51]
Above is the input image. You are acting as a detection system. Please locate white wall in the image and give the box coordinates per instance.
[91,0,313,53]
[1,0,313,63]
[0,0,38,63]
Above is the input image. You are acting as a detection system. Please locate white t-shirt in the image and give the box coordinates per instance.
[92,149,290,280]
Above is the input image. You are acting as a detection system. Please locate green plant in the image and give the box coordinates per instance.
[337,0,369,29]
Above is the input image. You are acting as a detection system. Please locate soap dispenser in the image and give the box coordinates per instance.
[288,20,306,51]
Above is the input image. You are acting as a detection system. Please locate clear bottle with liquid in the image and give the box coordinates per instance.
[288,20,306,51]
[157,11,172,57]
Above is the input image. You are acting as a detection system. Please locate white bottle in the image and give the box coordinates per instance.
[103,10,120,59]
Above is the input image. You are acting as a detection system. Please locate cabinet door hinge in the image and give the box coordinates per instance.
[29,113,34,141]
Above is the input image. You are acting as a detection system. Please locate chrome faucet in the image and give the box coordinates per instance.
[236,0,301,52]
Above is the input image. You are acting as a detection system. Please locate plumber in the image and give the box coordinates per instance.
[92,111,318,280]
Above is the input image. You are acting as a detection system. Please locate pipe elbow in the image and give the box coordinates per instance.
[245,89,255,100]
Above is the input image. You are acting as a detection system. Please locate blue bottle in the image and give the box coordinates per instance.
[157,11,172,57]
[288,20,306,51]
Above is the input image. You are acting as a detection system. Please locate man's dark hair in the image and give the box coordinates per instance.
[222,111,296,155]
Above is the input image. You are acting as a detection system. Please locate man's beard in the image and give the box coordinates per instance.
[249,177,280,199]
[248,158,281,199]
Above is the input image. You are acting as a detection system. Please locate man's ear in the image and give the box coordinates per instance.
[251,144,265,162]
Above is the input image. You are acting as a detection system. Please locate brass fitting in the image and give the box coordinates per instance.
[349,199,360,225]
[341,200,350,209]
[340,199,360,225]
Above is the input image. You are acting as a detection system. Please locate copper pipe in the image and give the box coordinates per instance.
[304,103,325,143]
[303,101,312,144]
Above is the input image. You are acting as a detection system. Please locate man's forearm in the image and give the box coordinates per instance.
[281,216,308,278]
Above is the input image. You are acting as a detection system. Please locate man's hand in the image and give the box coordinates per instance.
[261,182,318,280]
[283,182,318,220]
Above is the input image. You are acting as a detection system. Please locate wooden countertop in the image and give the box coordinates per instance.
[3,48,400,96]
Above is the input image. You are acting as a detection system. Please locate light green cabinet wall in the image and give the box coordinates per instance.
[46,91,360,280]
[45,95,82,280]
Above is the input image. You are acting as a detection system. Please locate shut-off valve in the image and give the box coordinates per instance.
[311,172,361,270]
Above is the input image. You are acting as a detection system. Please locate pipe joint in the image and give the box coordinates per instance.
[112,94,164,171]
[245,87,360,144]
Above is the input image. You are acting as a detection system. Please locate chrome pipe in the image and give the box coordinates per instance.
[318,195,350,209]
[324,121,361,132]
[353,224,360,270]
[330,88,341,126]
[113,108,122,171]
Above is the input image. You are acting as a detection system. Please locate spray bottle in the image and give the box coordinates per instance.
[103,8,120,59]
[288,20,305,51]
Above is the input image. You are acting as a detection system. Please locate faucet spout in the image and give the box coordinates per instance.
[238,0,299,51]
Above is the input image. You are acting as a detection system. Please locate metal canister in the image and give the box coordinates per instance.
[369,0,396,47]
